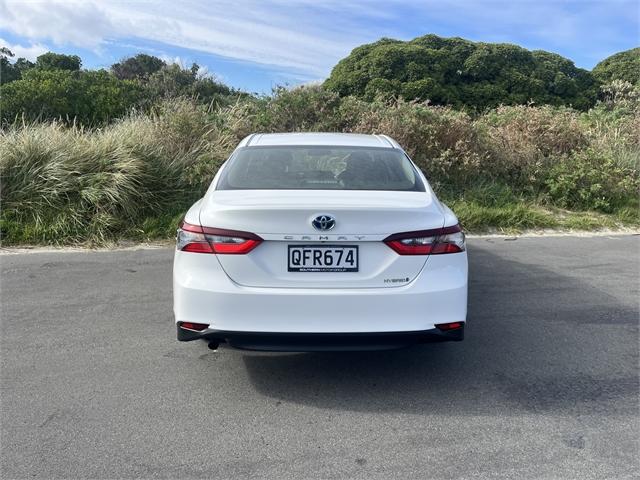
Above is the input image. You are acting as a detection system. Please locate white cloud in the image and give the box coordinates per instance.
[0,0,118,48]
[0,0,379,77]
[0,37,48,60]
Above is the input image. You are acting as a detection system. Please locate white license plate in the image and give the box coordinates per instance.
[288,245,359,272]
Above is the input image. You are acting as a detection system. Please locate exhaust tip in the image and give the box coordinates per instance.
[207,341,220,350]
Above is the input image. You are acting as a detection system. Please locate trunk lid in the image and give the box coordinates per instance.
[199,190,444,288]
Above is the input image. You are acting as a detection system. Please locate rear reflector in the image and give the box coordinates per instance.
[435,322,464,331]
[177,221,262,254]
[182,241,215,254]
[384,224,465,255]
[209,238,261,254]
[178,322,209,331]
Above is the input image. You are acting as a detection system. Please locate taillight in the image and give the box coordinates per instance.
[177,221,262,254]
[384,224,465,255]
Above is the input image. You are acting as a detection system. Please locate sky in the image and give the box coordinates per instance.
[0,0,638,93]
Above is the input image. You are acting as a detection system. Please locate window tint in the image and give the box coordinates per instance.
[216,146,425,191]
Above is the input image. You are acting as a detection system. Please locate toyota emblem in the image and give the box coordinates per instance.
[312,215,336,231]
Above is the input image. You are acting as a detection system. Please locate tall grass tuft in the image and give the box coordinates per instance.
[0,99,236,244]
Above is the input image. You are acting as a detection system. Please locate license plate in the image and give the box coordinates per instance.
[288,245,359,272]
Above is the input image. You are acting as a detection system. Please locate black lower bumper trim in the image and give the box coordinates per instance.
[177,324,464,351]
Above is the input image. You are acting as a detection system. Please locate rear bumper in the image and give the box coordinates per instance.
[173,250,468,334]
[177,324,464,351]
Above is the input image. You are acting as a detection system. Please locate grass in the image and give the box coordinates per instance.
[440,182,639,234]
[0,209,187,246]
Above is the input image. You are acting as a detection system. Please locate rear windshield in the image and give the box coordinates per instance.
[216,146,425,191]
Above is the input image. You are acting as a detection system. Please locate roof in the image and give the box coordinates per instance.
[237,132,401,149]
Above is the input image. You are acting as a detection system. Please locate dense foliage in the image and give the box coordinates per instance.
[1,82,638,244]
[34,52,81,71]
[0,49,239,125]
[1,69,144,125]
[592,48,640,85]
[111,53,165,81]
[325,34,601,110]
[1,40,639,244]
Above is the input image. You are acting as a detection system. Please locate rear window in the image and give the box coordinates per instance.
[216,146,425,191]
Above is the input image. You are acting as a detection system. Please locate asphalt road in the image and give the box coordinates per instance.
[1,235,638,479]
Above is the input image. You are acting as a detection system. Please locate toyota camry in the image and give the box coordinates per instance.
[173,133,468,351]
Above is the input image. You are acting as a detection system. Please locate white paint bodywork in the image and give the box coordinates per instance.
[174,133,468,333]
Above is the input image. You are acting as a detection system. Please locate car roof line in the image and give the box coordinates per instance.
[377,135,399,149]
[245,133,258,147]
[241,132,400,148]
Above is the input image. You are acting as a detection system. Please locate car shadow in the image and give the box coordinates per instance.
[239,243,639,416]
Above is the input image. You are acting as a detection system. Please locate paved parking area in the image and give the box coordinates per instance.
[1,235,638,479]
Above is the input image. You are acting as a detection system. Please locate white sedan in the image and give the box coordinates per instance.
[173,133,468,351]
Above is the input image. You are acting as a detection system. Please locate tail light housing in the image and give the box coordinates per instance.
[384,224,465,255]
[177,221,262,254]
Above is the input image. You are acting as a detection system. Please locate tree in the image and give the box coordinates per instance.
[146,63,232,105]
[1,47,36,85]
[147,63,196,98]
[325,34,600,110]
[592,48,640,85]
[14,57,35,75]
[111,54,166,81]
[0,48,36,85]
[1,47,18,84]
[35,52,81,71]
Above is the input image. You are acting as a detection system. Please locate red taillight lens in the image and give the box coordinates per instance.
[177,221,262,254]
[435,322,464,331]
[209,238,261,254]
[178,322,209,331]
[384,224,465,255]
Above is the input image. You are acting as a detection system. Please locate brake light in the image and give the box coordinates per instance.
[384,224,465,255]
[177,221,262,254]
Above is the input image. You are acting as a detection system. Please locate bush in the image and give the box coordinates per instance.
[246,85,344,132]
[1,84,639,244]
[592,48,640,86]
[344,97,486,190]
[0,69,144,125]
[325,34,599,110]
[545,149,639,212]
[35,52,81,71]
[477,104,587,191]
[0,52,239,126]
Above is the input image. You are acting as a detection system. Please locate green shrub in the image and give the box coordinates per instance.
[545,149,639,212]
[325,34,599,110]
[592,48,640,86]
[248,85,345,132]
[1,85,639,244]
[343,97,486,190]
[0,69,144,125]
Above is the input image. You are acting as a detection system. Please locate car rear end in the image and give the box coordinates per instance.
[173,134,467,351]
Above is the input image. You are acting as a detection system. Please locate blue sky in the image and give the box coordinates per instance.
[1,0,638,93]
